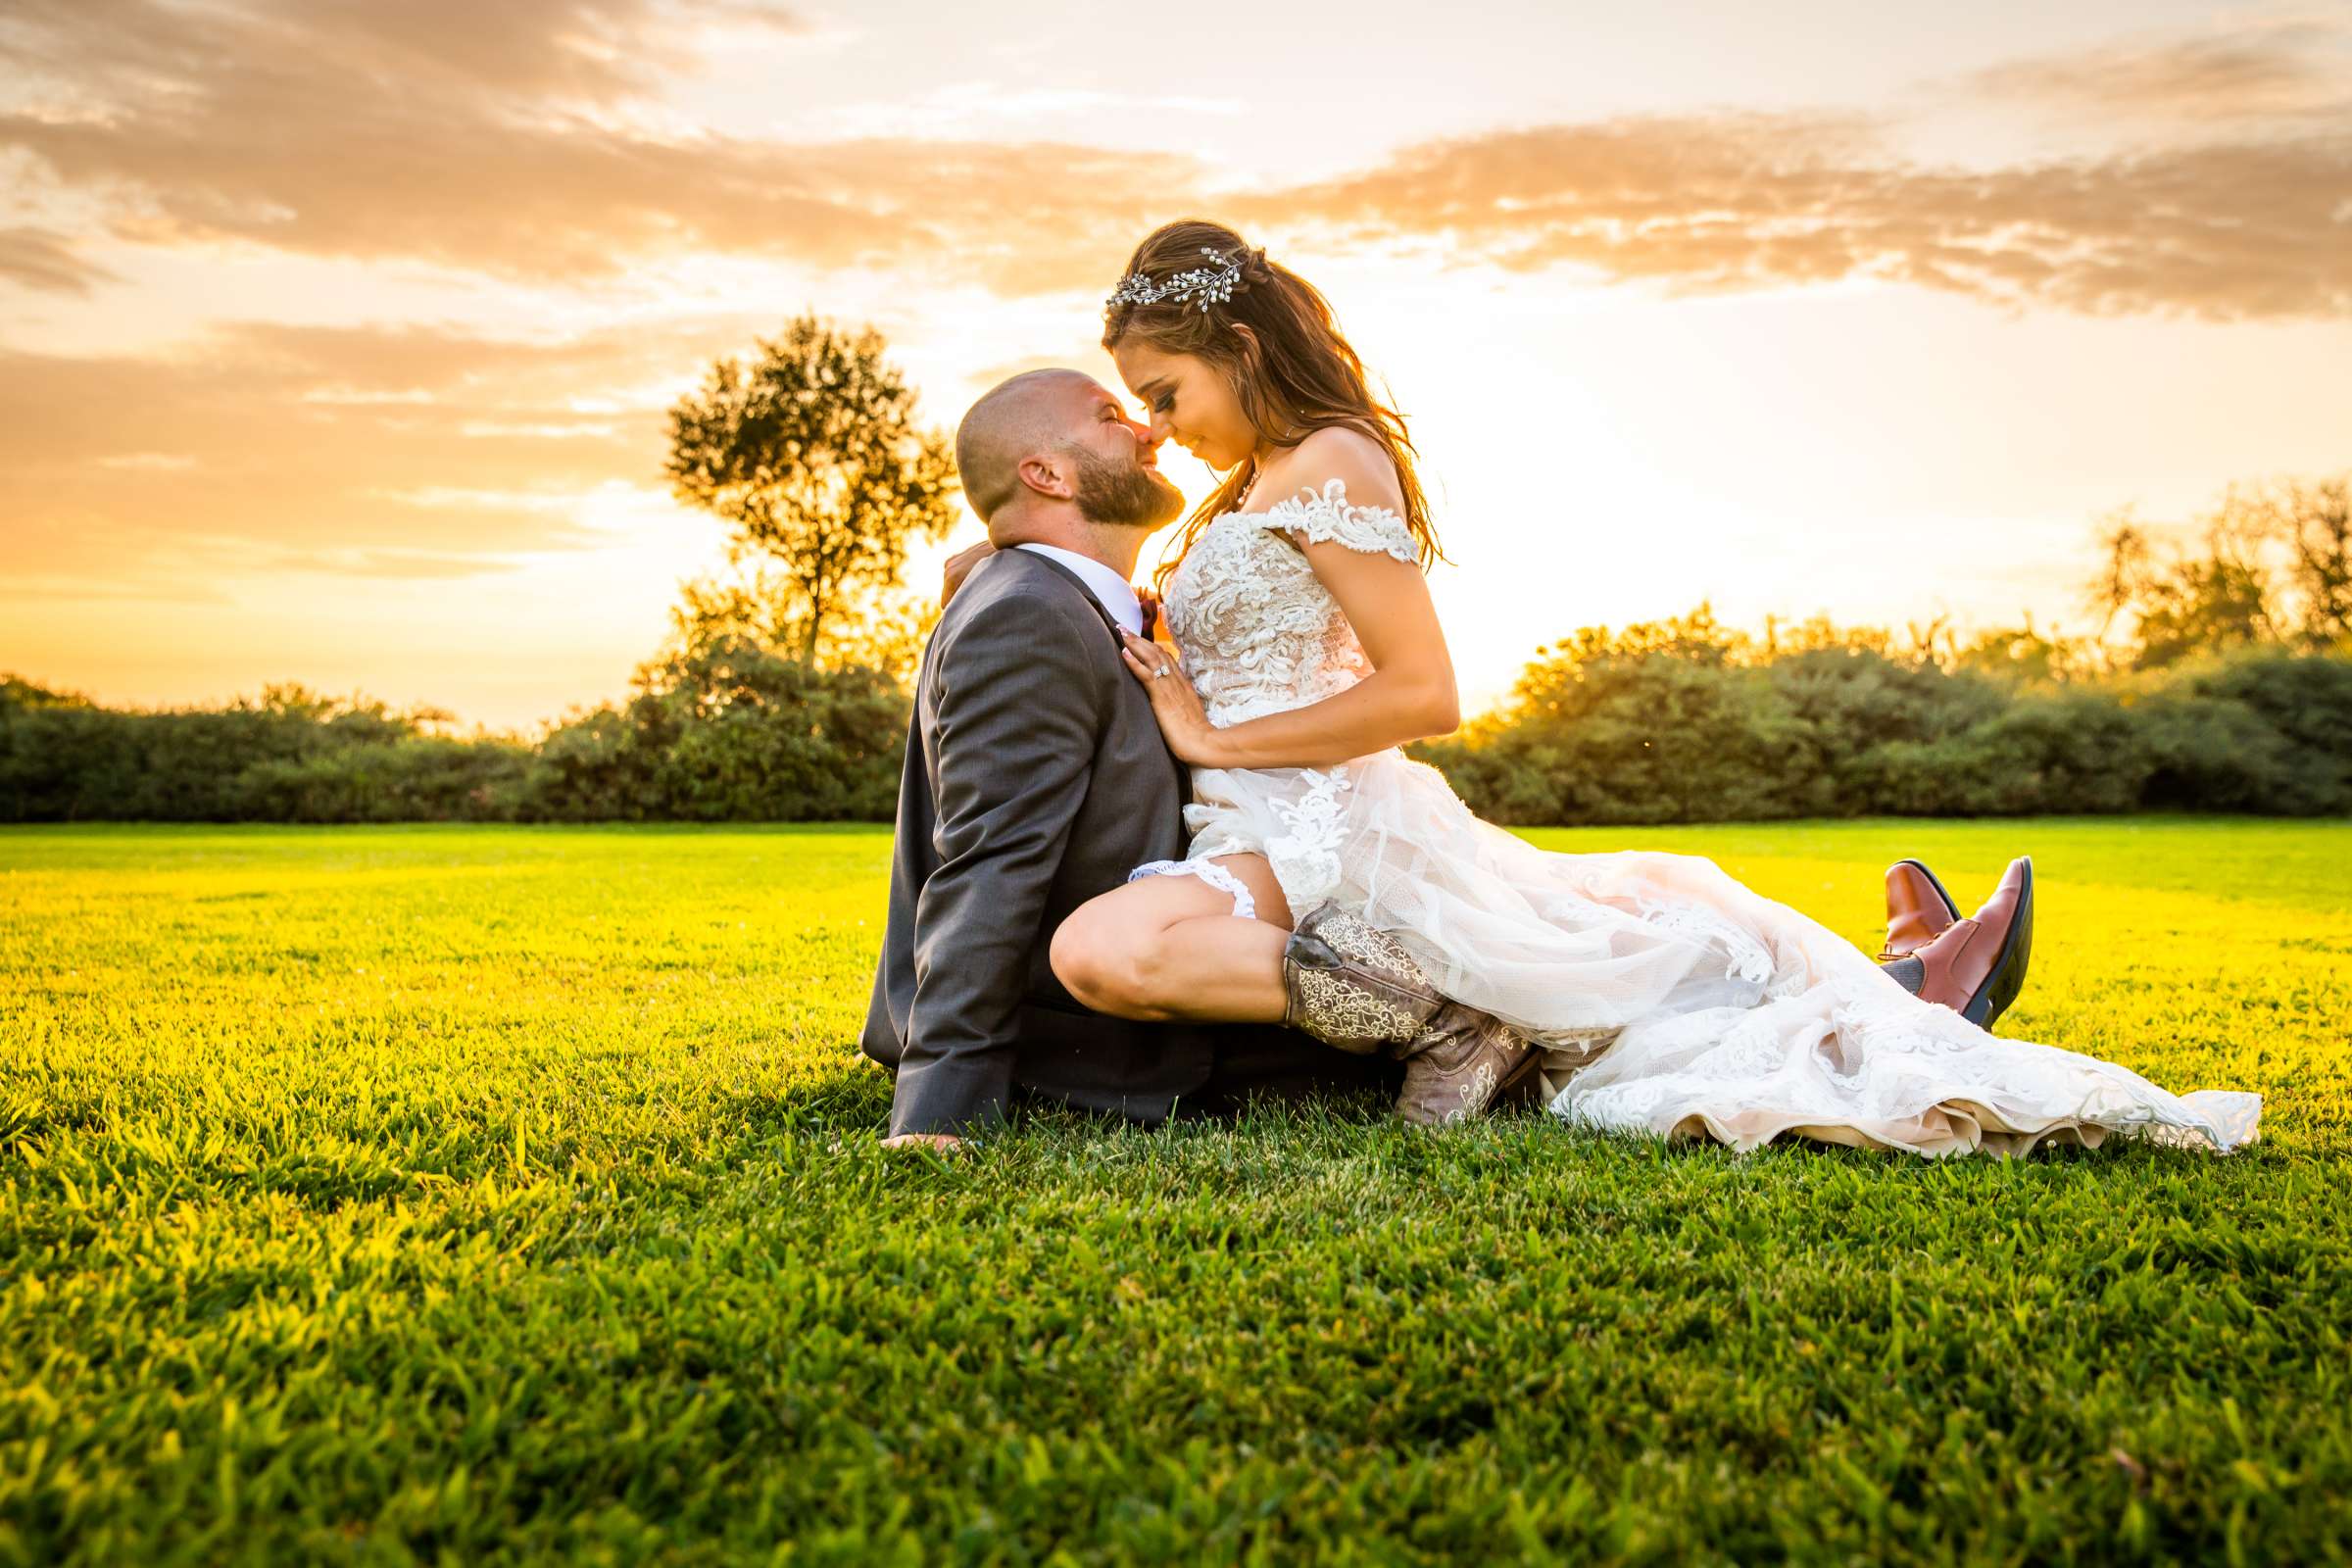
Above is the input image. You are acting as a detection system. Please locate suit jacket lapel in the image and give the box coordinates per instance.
[997,547,1190,797]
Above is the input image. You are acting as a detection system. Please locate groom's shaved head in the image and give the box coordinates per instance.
[956,368,1092,523]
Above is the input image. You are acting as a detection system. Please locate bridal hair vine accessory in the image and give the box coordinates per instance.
[1105,247,1244,314]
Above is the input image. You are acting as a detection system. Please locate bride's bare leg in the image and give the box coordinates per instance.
[1051,856,1294,1023]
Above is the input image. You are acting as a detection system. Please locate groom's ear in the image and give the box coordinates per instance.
[1016,452,1075,502]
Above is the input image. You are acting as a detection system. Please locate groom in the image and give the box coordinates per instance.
[860,369,1404,1148]
[863,368,2037,1148]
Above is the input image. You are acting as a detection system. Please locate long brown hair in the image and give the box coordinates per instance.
[1102,219,1441,591]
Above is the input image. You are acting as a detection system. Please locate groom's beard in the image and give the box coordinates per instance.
[1071,447,1185,530]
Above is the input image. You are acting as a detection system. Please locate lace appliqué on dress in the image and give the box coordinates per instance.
[1253,478,1419,564]
[1129,858,1257,921]
[1155,478,1412,732]
[1264,766,1352,905]
[1625,897,1783,992]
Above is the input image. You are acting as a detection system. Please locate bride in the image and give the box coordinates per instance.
[1037,220,2259,1157]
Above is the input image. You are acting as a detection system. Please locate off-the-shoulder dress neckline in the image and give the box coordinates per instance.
[1215,475,1399,524]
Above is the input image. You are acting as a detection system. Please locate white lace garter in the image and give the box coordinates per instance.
[1128,858,1258,921]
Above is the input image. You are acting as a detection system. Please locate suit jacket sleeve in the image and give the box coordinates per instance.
[889,589,1109,1136]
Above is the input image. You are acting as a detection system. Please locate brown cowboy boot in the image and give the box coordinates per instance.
[1393,1003,1547,1126]
[1280,902,1539,1126]
[1279,902,1444,1053]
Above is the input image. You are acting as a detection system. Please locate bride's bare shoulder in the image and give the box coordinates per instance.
[1259,425,1406,514]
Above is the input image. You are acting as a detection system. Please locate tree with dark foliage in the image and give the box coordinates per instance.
[665,315,958,663]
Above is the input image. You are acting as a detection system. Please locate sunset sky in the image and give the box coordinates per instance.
[3,0,2347,730]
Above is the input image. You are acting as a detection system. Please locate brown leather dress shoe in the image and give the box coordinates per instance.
[1906,858,2034,1029]
[1880,858,1961,960]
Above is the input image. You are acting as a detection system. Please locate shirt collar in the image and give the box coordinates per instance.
[1011,543,1144,635]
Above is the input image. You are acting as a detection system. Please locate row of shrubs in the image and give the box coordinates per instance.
[1414,642,2352,823]
[7,638,2349,825]
[0,641,906,824]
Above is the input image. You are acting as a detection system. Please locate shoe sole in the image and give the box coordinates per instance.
[1961,858,2034,1030]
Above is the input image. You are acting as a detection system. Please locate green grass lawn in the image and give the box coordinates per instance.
[4,819,2349,1564]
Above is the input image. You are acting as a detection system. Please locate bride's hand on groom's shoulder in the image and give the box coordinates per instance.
[1119,628,1223,765]
[940,540,996,607]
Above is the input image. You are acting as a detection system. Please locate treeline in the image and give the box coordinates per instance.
[0,640,906,824]
[9,446,2348,824]
[1418,474,2352,823]
[9,633,2349,826]
[1412,615,2352,824]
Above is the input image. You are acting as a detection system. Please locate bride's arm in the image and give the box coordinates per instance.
[1122,433,1459,769]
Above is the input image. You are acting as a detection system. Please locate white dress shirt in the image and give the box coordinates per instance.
[1013,543,1145,636]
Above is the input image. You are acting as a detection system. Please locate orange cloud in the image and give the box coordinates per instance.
[5,5,2345,320]
[0,318,751,595]
[1953,19,2352,127]
[0,0,1182,289]
[0,223,112,293]
[1250,112,2352,321]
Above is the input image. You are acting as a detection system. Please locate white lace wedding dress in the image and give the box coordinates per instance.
[1130,478,2262,1156]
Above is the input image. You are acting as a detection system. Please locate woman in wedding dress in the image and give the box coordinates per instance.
[1043,220,2259,1158]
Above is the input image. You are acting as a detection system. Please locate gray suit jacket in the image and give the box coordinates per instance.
[860,547,1342,1135]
